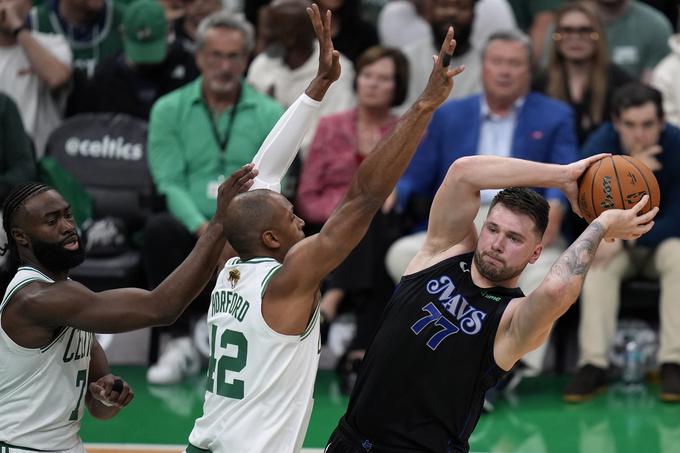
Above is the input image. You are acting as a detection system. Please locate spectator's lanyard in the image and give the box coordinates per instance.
[204,88,241,168]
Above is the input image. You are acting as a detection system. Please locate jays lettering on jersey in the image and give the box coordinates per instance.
[344,253,524,453]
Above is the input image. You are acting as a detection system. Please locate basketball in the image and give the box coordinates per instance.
[578,155,660,223]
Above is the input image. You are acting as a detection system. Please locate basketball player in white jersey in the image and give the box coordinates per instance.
[0,4,352,449]
[184,3,465,452]
[0,165,256,453]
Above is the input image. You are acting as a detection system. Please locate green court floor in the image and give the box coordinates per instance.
[81,366,680,453]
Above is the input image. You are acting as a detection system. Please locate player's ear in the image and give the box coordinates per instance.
[11,227,29,247]
[262,229,281,249]
[528,243,542,264]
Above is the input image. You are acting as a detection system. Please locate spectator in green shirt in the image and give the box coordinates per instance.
[29,0,126,76]
[143,10,283,385]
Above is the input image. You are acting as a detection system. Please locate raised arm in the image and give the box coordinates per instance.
[417,154,605,262]
[7,166,257,338]
[249,4,341,192]
[496,196,658,370]
[263,27,465,332]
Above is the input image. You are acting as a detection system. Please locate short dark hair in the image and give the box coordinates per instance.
[488,187,549,238]
[354,46,409,107]
[1,182,53,272]
[224,190,280,256]
[611,82,664,120]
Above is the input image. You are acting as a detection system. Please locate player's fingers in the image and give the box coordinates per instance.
[323,9,332,43]
[580,154,610,170]
[89,382,103,396]
[115,386,130,407]
[446,64,465,78]
[630,194,649,214]
[228,163,255,186]
[122,389,135,407]
[636,206,658,224]
[437,26,455,60]
[306,5,322,37]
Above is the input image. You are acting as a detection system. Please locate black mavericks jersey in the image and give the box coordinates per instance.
[344,253,524,452]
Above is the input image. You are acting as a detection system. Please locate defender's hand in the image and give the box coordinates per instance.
[417,26,465,112]
[305,4,341,100]
[214,164,258,224]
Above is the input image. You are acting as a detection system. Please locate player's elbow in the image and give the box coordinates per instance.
[155,309,181,326]
[539,279,579,315]
[447,156,478,185]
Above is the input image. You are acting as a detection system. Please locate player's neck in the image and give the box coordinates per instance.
[470,260,519,289]
[21,256,69,281]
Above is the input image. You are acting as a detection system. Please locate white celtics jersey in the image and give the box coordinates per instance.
[188,257,321,453]
[0,267,92,451]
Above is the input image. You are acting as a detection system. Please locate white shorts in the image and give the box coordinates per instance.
[0,442,86,453]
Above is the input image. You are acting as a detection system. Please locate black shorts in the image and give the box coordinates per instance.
[325,419,375,453]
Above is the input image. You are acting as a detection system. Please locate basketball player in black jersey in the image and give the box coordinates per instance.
[325,155,658,453]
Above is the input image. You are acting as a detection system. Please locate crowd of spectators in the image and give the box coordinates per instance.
[1,0,679,404]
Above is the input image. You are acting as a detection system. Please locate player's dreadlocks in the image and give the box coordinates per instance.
[1,182,52,272]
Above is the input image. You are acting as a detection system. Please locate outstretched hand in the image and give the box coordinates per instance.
[418,26,465,111]
[305,3,341,100]
[214,163,258,224]
[561,153,610,218]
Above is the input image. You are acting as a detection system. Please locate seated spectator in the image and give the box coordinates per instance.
[82,0,199,119]
[652,33,680,127]
[398,0,483,114]
[534,1,632,144]
[313,0,378,64]
[247,0,355,157]
[0,0,72,157]
[169,0,223,53]
[29,0,125,76]
[594,0,673,81]
[507,0,566,64]
[144,10,283,384]
[296,46,409,392]
[0,92,36,200]
[564,83,680,403]
[385,30,579,377]
[0,92,36,281]
[378,0,517,51]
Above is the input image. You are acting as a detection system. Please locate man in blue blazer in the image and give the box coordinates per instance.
[384,29,579,380]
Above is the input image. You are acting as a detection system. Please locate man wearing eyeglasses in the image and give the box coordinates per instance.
[143,10,283,385]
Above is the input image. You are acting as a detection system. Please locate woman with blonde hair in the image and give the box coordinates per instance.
[534,1,631,144]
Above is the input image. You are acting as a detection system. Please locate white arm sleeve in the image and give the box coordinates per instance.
[250,93,322,192]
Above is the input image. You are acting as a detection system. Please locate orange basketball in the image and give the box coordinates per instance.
[577,155,660,224]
